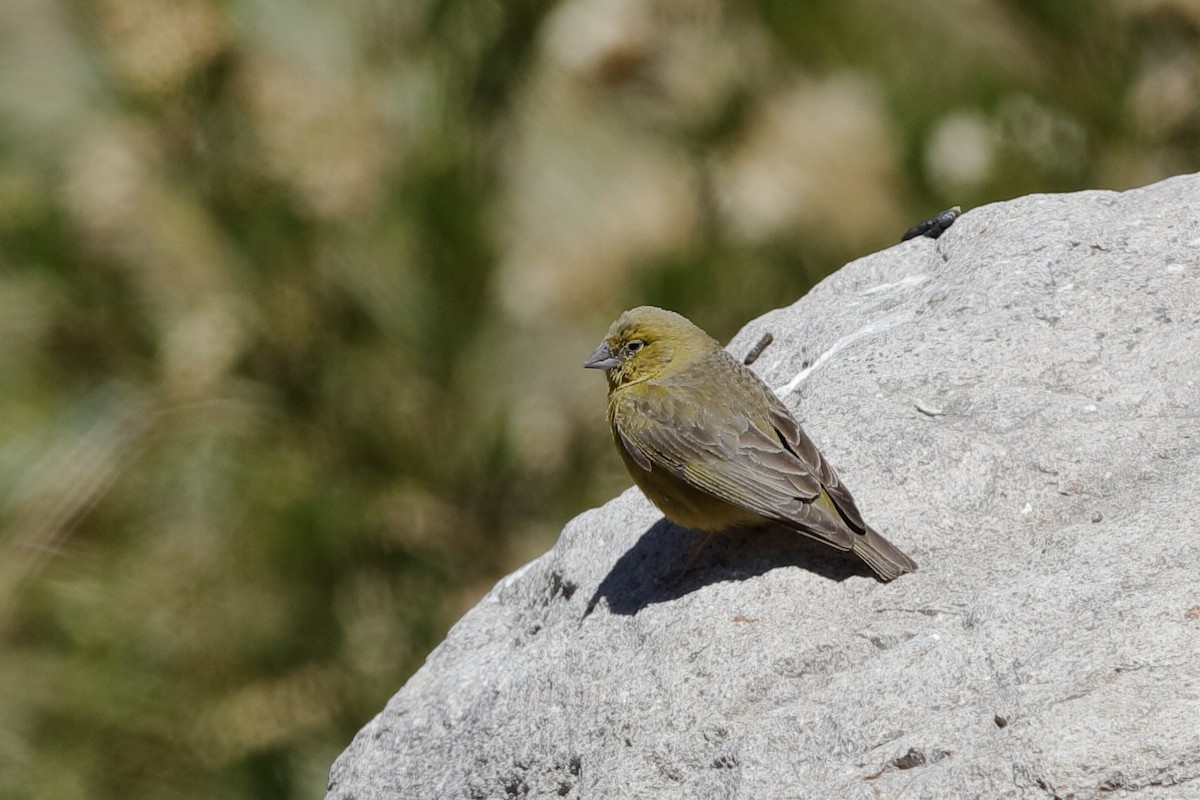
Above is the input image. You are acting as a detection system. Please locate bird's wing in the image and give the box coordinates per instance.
[763,400,868,533]
[614,385,859,545]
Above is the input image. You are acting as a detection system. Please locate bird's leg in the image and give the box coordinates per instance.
[658,529,715,588]
[683,530,714,568]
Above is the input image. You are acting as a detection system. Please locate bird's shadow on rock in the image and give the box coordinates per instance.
[585,519,871,617]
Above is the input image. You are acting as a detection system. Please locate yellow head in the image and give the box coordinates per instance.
[583,306,717,389]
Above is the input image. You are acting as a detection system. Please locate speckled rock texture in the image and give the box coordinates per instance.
[327,174,1200,800]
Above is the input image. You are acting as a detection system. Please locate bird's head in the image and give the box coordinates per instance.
[583,306,715,389]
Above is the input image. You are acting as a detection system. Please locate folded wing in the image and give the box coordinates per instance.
[614,381,865,551]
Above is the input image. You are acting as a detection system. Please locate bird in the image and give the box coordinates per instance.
[584,305,917,582]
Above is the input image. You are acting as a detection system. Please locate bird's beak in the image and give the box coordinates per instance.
[583,342,620,370]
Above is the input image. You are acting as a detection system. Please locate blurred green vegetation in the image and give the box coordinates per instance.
[0,0,1197,797]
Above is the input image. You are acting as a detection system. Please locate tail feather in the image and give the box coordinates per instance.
[852,527,918,582]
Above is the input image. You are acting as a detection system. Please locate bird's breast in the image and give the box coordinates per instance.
[607,392,764,533]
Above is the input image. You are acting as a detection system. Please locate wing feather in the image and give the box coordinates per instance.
[765,404,868,533]
[613,366,860,548]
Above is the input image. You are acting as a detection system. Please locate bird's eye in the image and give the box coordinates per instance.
[626,340,645,354]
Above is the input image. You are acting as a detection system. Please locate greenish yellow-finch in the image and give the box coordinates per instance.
[585,306,917,582]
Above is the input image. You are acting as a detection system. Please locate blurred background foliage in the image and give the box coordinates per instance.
[0,0,1197,797]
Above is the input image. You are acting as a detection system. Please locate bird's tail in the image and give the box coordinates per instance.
[853,527,918,582]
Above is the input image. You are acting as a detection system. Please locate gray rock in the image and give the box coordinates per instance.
[327,174,1200,800]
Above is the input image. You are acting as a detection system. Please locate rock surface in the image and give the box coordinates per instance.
[327,175,1200,799]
